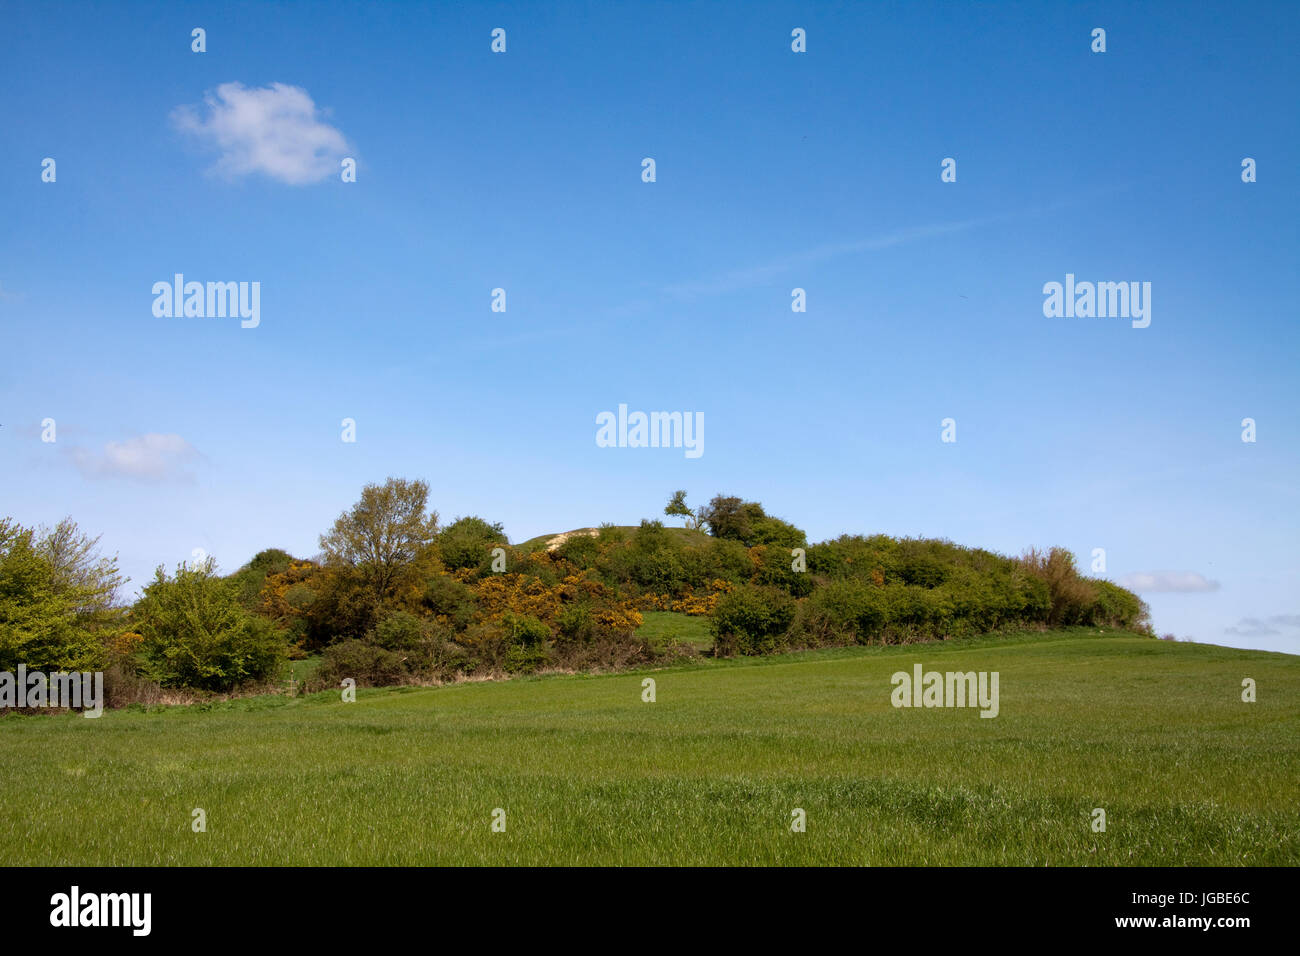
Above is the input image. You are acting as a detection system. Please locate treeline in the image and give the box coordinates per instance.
[0,479,1149,704]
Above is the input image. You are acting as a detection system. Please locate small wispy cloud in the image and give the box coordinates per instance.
[662,219,989,300]
[658,190,1124,303]
[1117,570,1221,593]
[69,433,201,482]
[1225,614,1300,637]
[172,82,351,185]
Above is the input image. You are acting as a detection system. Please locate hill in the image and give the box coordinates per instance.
[0,486,1154,700]
[513,525,712,553]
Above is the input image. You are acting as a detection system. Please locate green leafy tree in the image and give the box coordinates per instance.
[701,494,806,548]
[701,495,761,542]
[35,517,125,618]
[319,478,440,600]
[664,490,695,528]
[0,521,107,672]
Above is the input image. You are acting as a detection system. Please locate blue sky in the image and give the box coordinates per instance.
[2,0,1297,653]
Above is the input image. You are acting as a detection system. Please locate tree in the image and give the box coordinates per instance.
[699,494,806,548]
[665,490,706,530]
[319,478,439,601]
[0,523,105,672]
[700,494,763,542]
[664,490,693,527]
[34,517,125,618]
[0,517,120,673]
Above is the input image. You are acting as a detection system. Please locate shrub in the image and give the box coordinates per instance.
[747,515,807,550]
[696,538,753,585]
[438,516,507,572]
[500,612,551,672]
[555,603,597,644]
[313,639,409,689]
[228,548,296,609]
[256,558,319,648]
[798,579,887,645]
[896,539,951,587]
[709,584,795,656]
[751,544,816,597]
[596,523,628,545]
[1090,579,1150,630]
[555,533,601,569]
[1018,547,1097,626]
[130,560,286,691]
[302,567,383,646]
[0,524,109,673]
[501,549,560,588]
[369,610,426,650]
[421,574,477,630]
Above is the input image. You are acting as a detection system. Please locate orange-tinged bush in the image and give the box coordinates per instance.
[258,559,319,623]
[108,630,144,660]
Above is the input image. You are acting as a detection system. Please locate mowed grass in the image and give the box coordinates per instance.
[1,629,1297,866]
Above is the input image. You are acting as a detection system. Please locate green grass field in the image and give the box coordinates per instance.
[637,610,713,652]
[2,627,1296,866]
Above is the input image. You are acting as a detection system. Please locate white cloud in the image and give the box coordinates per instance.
[1116,571,1220,593]
[172,82,351,185]
[70,433,201,481]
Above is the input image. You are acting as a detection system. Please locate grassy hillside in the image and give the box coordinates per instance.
[1,629,1295,866]
[637,610,713,651]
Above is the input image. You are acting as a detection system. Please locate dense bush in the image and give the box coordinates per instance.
[797,579,887,645]
[421,574,477,630]
[302,567,383,647]
[369,609,426,650]
[751,543,816,597]
[500,611,551,673]
[313,639,410,689]
[555,602,597,644]
[229,548,296,610]
[1015,547,1148,629]
[438,516,507,572]
[710,584,796,656]
[130,560,286,691]
[1017,547,1095,625]
[555,533,601,569]
[791,539,1066,646]
[1091,579,1149,628]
